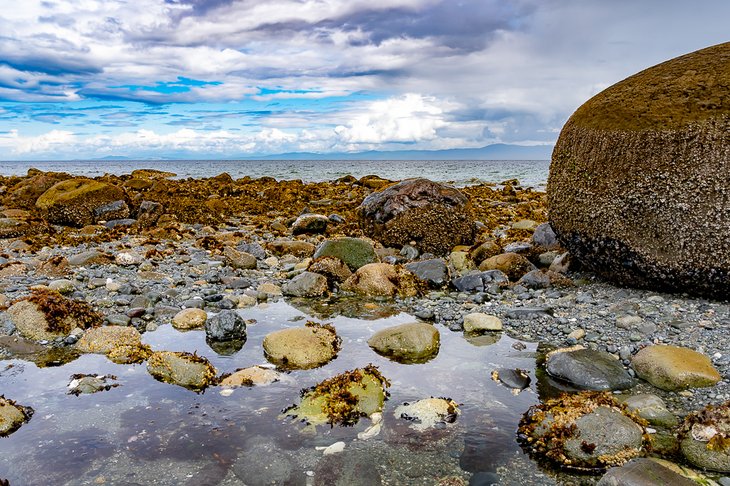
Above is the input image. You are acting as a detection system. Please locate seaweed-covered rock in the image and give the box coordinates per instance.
[394,398,459,431]
[548,42,730,298]
[631,345,721,391]
[7,289,102,341]
[4,170,70,209]
[367,322,440,363]
[519,392,647,471]
[341,263,422,297]
[0,396,33,437]
[76,325,142,354]
[313,237,378,271]
[146,351,217,391]
[219,366,281,387]
[35,178,127,226]
[283,365,389,426]
[679,400,730,472]
[358,178,476,256]
[263,322,340,370]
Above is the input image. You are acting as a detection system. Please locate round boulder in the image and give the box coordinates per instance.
[263,323,341,370]
[367,321,440,363]
[358,178,476,256]
[631,345,721,391]
[146,351,217,390]
[548,42,730,298]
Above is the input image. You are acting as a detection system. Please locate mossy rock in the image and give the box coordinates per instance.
[76,326,143,355]
[312,237,378,271]
[283,365,389,426]
[358,178,476,256]
[36,178,127,226]
[548,42,730,298]
[146,351,217,391]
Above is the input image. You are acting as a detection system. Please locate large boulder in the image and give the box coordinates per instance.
[367,322,440,363]
[263,323,340,370]
[312,237,378,271]
[548,42,730,298]
[631,345,721,391]
[36,178,127,226]
[358,178,476,256]
[546,348,636,391]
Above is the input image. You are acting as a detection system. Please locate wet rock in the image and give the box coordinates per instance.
[358,178,476,256]
[67,374,119,396]
[367,321,440,363]
[223,246,257,270]
[679,401,730,473]
[548,43,730,298]
[478,252,536,281]
[405,258,449,288]
[219,366,280,387]
[205,309,246,342]
[546,348,636,391]
[492,368,531,391]
[451,270,508,293]
[518,269,552,289]
[313,237,378,271]
[292,213,328,235]
[146,351,217,390]
[7,289,102,341]
[267,239,316,257]
[282,271,328,297]
[631,345,721,391]
[5,170,69,210]
[35,178,127,226]
[308,256,352,285]
[263,322,340,369]
[76,325,143,354]
[341,263,421,298]
[532,222,560,250]
[283,365,389,426]
[620,394,678,428]
[171,308,206,330]
[0,396,33,437]
[519,392,646,470]
[597,458,696,486]
[394,397,459,431]
[463,313,503,333]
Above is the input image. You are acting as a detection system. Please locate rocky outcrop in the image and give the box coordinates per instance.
[358,178,475,256]
[548,42,730,298]
[35,178,128,226]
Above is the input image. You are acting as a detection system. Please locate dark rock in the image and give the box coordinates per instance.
[548,42,730,298]
[237,242,266,260]
[358,178,476,256]
[546,349,636,391]
[597,458,695,486]
[205,310,246,342]
[282,271,328,297]
[136,200,163,227]
[93,200,130,221]
[452,270,508,292]
[104,218,136,229]
[518,269,552,289]
[405,258,449,288]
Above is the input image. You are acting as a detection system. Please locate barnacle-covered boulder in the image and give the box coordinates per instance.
[36,178,127,226]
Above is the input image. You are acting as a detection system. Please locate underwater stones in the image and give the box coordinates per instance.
[367,321,440,363]
[596,458,696,486]
[548,42,730,298]
[205,309,246,342]
[267,239,316,258]
[146,351,217,390]
[478,252,536,281]
[282,271,328,297]
[519,392,646,471]
[219,366,280,387]
[0,396,33,437]
[631,345,721,391]
[223,246,257,270]
[462,313,503,333]
[284,365,389,426]
[7,289,102,341]
[679,401,730,472]
[291,213,328,235]
[492,368,531,391]
[172,308,207,330]
[263,322,340,369]
[76,325,142,355]
[546,348,636,391]
[358,178,476,256]
[67,374,119,396]
[404,258,449,288]
[394,398,459,431]
[313,237,378,271]
[35,178,127,226]
[340,263,421,298]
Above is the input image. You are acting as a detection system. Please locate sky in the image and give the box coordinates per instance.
[0,0,728,160]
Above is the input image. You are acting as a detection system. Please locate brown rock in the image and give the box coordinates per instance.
[267,239,316,257]
[341,263,421,297]
[632,345,721,391]
[263,323,341,369]
[36,178,127,226]
[479,252,537,281]
[76,326,143,354]
[172,308,208,330]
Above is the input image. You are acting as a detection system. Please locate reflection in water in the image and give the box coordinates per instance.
[0,300,551,485]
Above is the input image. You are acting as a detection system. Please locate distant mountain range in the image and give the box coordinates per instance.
[93,143,553,161]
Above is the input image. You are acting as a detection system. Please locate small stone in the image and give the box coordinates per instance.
[172,308,207,330]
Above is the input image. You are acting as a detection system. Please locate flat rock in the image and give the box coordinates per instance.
[631,345,721,391]
[267,240,316,257]
[367,321,440,363]
[223,246,257,270]
[547,348,635,391]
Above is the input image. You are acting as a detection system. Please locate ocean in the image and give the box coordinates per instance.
[0,159,550,189]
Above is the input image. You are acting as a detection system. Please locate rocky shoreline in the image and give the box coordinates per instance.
[1,168,730,485]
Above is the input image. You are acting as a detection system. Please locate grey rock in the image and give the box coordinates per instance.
[282,271,328,297]
[532,222,560,249]
[518,270,551,289]
[405,258,449,288]
[597,458,695,486]
[205,310,247,342]
[546,349,636,391]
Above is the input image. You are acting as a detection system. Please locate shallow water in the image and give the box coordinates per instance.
[0,300,558,485]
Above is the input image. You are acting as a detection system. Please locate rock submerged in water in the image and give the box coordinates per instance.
[358,178,476,256]
[394,397,459,431]
[283,365,389,426]
[546,348,635,391]
[519,391,646,471]
[367,321,440,363]
[146,351,217,391]
[0,396,33,437]
[263,322,340,370]
[631,344,721,391]
[548,42,730,298]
